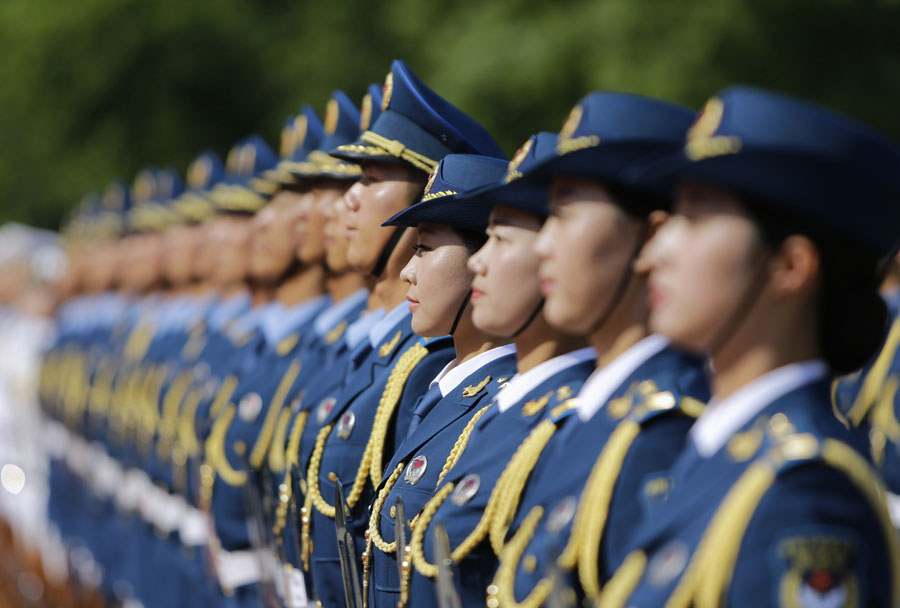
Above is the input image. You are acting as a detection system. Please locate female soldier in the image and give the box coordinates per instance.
[600,87,900,607]
[406,133,595,606]
[366,153,519,607]
[485,92,710,608]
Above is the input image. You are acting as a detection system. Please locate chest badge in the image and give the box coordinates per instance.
[290,390,306,413]
[337,412,356,439]
[316,397,336,424]
[647,540,689,588]
[404,455,428,485]
[451,474,481,506]
[238,392,263,422]
[545,495,577,533]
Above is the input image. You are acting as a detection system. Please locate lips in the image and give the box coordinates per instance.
[406,295,420,312]
[470,287,485,301]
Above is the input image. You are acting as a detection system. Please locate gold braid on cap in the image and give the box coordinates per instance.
[358,131,439,173]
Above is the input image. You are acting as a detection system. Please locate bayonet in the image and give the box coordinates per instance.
[334,479,364,608]
[395,496,411,607]
[433,523,462,608]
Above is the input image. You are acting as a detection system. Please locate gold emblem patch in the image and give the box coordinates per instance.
[504,137,533,183]
[324,99,339,136]
[778,535,859,608]
[381,72,393,111]
[462,376,492,398]
[359,93,373,131]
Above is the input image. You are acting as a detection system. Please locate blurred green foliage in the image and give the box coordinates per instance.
[1,0,899,229]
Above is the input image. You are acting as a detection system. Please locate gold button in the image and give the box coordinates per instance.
[390,505,396,519]
[328,472,338,482]
[523,554,537,573]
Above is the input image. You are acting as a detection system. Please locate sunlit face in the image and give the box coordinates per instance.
[467,205,544,337]
[207,214,253,285]
[400,223,474,337]
[250,191,301,281]
[344,162,424,274]
[83,239,118,292]
[645,182,761,351]
[163,223,202,286]
[297,180,348,265]
[117,232,164,291]
[324,183,353,273]
[535,177,645,334]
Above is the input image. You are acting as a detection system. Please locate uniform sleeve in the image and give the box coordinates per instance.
[727,462,896,608]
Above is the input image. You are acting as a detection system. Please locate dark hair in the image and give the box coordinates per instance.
[451,226,488,255]
[747,199,888,374]
[605,181,669,220]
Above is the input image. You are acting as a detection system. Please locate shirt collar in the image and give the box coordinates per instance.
[314,289,368,337]
[576,334,670,421]
[432,344,517,397]
[264,295,331,345]
[496,346,597,413]
[690,359,828,457]
[369,301,411,348]
[346,307,385,350]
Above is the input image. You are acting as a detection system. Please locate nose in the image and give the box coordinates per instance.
[534,218,555,261]
[400,258,416,285]
[344,183,362,212]
[467,243,488,275]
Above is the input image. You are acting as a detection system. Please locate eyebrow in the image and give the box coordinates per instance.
[416,225,437,236]
[489,215,521,228]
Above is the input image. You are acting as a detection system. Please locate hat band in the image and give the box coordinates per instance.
[358,131,438,173]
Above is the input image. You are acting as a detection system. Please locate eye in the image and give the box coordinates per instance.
[413,242,431,255]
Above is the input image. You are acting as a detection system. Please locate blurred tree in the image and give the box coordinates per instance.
[0,0,897,229]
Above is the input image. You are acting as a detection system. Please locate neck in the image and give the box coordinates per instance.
[326,270,365,303]
[711,307,819,400]
[220,281,249,298]
[452,311,507,365]
[514,315,587,374]
[276,264,325,307]
[590,280,650,368]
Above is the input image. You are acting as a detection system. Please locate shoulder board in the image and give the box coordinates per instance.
[420,335,454,352]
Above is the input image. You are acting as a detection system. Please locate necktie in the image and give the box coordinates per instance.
[405,383,444,439]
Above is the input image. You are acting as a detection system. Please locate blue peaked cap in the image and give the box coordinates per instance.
[641,86,900,255]
[172,151,226,223]
[455,132,560,218]
[383,154,509,233]
[289,90,363,181]
[331,60,505,174]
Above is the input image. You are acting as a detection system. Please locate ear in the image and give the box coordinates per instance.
[632,210,669,275]
[770,234,820,296]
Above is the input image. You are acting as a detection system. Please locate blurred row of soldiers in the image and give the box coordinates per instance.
[14,57,900,608]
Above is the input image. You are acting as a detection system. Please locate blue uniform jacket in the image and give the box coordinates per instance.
[609,378,898,607]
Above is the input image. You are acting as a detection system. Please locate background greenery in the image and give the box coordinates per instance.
[1,0,898,229]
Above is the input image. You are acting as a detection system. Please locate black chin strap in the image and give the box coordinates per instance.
[708,253,772,356]
[370,226,406,278]
[513,299,545,338]
[588,227,648,335]
[449,290,472,335]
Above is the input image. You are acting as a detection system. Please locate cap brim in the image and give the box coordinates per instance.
[382,194,492,233]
